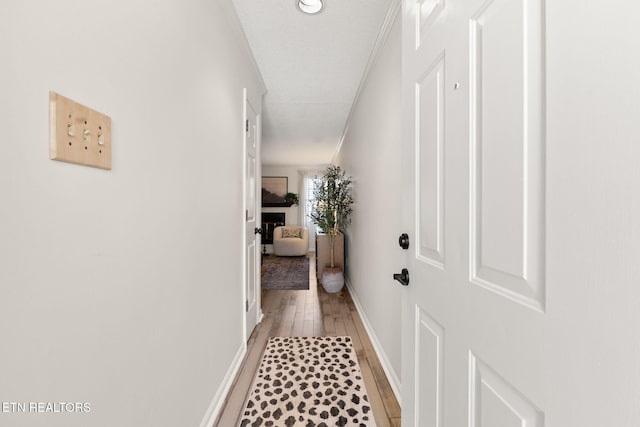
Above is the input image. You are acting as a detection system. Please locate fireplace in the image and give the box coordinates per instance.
[261,212,285,244]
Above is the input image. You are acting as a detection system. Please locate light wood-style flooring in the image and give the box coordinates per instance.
[214,254,401,427]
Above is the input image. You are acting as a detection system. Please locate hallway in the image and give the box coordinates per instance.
[215,255,401,427]
[3,1,640,426]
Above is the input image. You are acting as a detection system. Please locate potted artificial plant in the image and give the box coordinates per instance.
[284,192,299,206]
[310,165,353,293]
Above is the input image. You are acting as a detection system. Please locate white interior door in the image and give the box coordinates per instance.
[401,1,640,426]
[245,98,260,340]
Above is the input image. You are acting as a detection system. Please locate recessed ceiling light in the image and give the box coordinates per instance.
[297,0,324,15]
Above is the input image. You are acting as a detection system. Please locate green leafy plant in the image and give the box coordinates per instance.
[284,192,299,206]
[310,166,353,268]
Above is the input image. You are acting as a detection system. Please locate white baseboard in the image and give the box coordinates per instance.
[199,343,247,427]
[345,277,402,406]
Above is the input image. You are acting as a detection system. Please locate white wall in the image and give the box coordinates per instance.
[334,15,403,393]
[0,1,264,426]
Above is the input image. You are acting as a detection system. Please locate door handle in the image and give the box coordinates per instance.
[254,227,263,235]
[393,268,410,286]
[398,233,410,250]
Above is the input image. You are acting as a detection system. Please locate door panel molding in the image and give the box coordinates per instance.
[469,0,546,312]
[416,52,446,269]
[469,352,544,427]
[414,306,445,427]
[416,0,445,49]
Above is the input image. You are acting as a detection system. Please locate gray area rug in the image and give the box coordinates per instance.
[239,336,376,427]
[262,256,309,290]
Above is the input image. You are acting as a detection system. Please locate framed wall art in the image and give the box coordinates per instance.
[262,176,288,207]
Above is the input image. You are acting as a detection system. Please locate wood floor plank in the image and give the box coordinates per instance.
[214,315,273,427]
[213,253,400,426]
[334,316,347,336]
[371,358,402,419]
[302,319,314,337]
[323,312,336,336]
[332,293,348,336]
[303,290,314,322]
[359,357,391,427]
[276,302,296,337]
[291,291,306,337]
[313,286,323,336]
[302,282,315,336]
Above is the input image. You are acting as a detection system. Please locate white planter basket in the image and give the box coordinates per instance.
[321,268,344,293]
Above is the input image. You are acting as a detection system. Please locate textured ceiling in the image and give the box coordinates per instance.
[233,0,392,166]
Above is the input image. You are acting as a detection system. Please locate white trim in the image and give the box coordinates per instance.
[198,344,247,427]
[219,0,267,95]
[331,0,401,164]
[345,277,402,406]
[242,89,249,342]
[244,93,263,341]
[256,111,263,320]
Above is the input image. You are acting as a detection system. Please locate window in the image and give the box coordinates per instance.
[300,171,321,250]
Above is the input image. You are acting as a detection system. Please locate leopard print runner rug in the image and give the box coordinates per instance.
[239,336,376,427]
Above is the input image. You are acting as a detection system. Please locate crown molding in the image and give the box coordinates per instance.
[331,0,401,164]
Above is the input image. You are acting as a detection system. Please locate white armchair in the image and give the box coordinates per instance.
[273,226,308,256]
